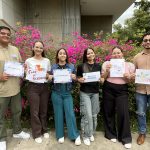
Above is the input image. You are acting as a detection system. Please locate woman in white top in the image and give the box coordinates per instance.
[25,41,51,143]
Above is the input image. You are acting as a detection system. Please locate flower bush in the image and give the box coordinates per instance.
[12,24,143,130]
[12,24,41,61]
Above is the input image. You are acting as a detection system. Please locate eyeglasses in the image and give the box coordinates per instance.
[0,32,11,37]
[143,39,150,42]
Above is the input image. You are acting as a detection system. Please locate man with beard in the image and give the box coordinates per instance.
[133,32,150,145]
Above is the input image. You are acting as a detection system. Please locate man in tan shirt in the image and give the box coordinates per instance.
[0,26,30,150]
[133,32,150,145]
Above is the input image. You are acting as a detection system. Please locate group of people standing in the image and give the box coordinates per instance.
[0,25,150,150]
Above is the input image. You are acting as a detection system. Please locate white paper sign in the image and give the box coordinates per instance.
[53,69,72,83]
[26,69,47,83]
[135,69,150,85]
[83,71,101,83]
[110,59,125,77]
[4,61,24,77]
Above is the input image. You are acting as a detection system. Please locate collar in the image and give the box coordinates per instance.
[56,63,70,68]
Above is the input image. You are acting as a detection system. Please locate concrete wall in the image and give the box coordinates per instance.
[61,0,81,39]
[81,16,113,38]
[25,0,81,40]
[25,0,62,38]
[0,0,2,19]
[0,0,25,28]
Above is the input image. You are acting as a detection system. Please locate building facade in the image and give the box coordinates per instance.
[0,0,135,40]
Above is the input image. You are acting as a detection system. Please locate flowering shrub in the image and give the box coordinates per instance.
[12,24,139,65]
[12,24,143,130]
[12,24,41,61]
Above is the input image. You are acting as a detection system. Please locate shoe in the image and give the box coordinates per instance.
[35,137,42,144]
[110,138,117,143]
[58,137,64,144]
[124,143,132,149]
[43,133,49,139]
[137,134,145,145]
[0,141,6,150]
[83,138,90,146]
[75,136,81,146]
[89,135,94,142]
[13,131,30,139]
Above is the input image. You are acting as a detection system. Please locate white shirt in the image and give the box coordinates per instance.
[25,57,51,83]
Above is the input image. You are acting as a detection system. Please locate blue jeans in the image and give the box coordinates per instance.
[136,92,150,134]
[80,91,100,138]
[51,91,79,140]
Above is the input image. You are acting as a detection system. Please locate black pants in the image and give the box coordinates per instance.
[27,82,50,138]
[102,80,132,144]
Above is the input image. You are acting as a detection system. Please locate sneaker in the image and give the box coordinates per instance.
[13,131,30,139]
[43,133,49,139]
[35,137,42,144]
[58,137,64,144]
[83,138,90,146]
[110,138,117,143]
[90,135,94,142]
[0,141,6,150]
[124,143,132,149]
[75,136,81,146]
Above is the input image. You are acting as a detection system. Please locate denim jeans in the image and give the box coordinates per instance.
[136,92,150,134]
[51,91,79,140]
[80,91,100,138]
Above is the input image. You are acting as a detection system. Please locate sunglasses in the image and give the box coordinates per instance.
[143,39,150,42]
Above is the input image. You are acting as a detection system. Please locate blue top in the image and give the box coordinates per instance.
[50,63,76,92]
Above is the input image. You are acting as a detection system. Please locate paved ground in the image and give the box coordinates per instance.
[6,129,150,150]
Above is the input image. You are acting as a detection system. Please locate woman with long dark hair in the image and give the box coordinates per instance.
[25,41,51,143]
[49,48,81,146]
[77,48,101,146]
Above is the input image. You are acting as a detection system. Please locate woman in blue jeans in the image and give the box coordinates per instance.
[77,48,101,146]
[48,48,81,146]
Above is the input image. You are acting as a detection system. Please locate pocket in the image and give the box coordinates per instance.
[80,101,85,115]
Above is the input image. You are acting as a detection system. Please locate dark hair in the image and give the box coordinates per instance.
[0,26,11,33]
[111,46,123,53]
[55,48,69,64]
[32,41,45,57]
[142,31,150,40]
[82,47,95,63]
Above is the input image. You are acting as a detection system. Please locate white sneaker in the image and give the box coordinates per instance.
[83,138,90,146]
[75,136,81,146]
[13,131,30,139]
[35,137,42,144]
[0,141,6,150]
[90,135,94,142]
[43,133,49,139]
[58,137,64,144]
[110,138,117,143]
[124,143,132,149]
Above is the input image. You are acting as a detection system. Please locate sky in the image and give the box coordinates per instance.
[114,0,150,25]
[114,3,135,25]
[112,2,136,32]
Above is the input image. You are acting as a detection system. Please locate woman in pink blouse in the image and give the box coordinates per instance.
[102,46,135,149]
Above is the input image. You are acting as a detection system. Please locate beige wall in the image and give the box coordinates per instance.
[0,0,2,19]
[25,0,62,38]
[81,16,113,38]
[0,0,25,28]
